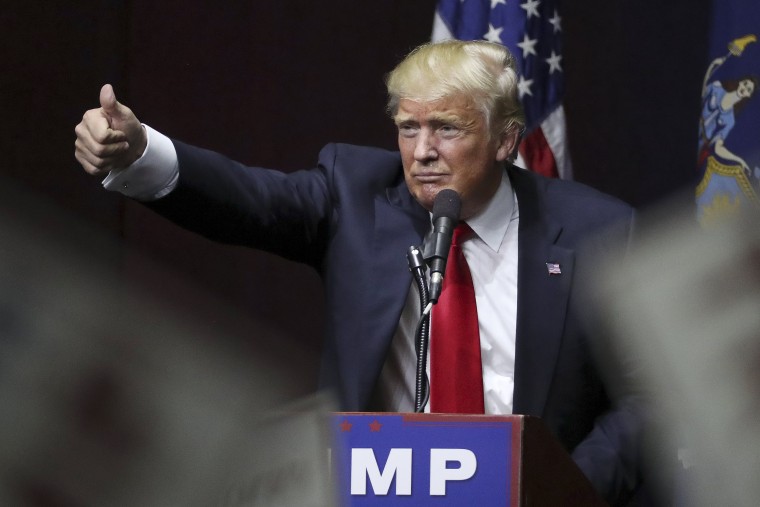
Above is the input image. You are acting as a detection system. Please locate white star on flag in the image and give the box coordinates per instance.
[520,0,541,19]
[548,9,562,33]
[483,23,504,43]
[545,50,562,73]
[517,33,538,58]
[517,76,534,98]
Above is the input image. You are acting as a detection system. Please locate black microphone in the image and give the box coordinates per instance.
[427,189,461,303]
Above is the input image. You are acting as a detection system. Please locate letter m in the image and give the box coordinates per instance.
[350,448,412,495]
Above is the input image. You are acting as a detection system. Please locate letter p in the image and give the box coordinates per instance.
[429,448,477,496]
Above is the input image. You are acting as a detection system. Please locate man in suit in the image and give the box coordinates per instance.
[75,40,643,504]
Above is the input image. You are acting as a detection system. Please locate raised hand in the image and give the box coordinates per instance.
[74,84,147,176]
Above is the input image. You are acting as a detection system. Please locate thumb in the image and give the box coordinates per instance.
[99,83,127,122]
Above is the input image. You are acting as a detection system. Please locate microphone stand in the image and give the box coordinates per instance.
[407,189,460,413]
[407,246,432,412]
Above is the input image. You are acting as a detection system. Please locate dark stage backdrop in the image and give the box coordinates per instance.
[2,1,708,390]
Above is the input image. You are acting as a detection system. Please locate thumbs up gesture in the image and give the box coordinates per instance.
[74,84,147,176]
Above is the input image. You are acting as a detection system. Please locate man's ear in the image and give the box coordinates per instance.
[495,127,521,162]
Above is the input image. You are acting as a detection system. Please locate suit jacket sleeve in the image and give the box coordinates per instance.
[145,139,336,268]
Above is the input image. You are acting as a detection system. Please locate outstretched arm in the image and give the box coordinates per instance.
[702,56,727,97]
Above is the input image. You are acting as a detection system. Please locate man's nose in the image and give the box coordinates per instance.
[414,130,438,162]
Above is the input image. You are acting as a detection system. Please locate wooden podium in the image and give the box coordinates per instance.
[332,413,606,506]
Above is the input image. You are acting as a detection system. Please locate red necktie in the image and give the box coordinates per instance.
[430,223,485,413]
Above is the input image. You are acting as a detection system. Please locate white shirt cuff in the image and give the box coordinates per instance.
[102,124,179,201]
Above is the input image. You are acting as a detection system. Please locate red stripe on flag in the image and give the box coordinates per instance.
[519,128,559,178]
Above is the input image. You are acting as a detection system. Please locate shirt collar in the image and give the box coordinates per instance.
[465,171,516,252]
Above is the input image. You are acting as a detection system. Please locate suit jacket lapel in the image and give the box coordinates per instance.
[509,167,575,417]
[352,177,428,409]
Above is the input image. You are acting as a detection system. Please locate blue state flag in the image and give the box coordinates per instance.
[696,1,760,226]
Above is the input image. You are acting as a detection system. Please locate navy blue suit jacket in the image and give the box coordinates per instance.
[148,140,642,504]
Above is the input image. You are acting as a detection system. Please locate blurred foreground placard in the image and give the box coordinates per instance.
[592,203,760,507]
[0,178,334,506]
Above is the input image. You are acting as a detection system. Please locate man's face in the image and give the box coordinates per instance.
[395,96,517,220]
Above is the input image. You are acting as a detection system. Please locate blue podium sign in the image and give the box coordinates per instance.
[333,413,521,506]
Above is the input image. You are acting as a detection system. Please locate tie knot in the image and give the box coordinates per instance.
[452,223,474,247]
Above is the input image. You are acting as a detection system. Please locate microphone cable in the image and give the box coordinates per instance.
[407,245,431,413]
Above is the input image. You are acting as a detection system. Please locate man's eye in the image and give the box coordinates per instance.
[398,125,418,137]
[438,125,460,137]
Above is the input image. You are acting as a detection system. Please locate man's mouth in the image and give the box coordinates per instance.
[414,171,447,183]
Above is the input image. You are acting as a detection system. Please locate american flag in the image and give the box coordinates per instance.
[432,0,572,179]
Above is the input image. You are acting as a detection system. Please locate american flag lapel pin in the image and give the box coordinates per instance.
[546,262,561,275]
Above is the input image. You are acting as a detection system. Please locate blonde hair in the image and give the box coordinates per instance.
[386,40,525,139]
